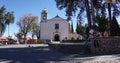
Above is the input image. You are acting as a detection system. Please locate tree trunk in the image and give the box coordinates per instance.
[84,0,92,33]
[37,30,40,39]
[108,3,112,36]
[8,24,10,37]
[91,0,95,26]
[23,33,27,44]
[32,34,34,39]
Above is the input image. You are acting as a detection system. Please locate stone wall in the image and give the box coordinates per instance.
[90,36,120,54]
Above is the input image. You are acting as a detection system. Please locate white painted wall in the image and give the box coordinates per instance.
[40,16,69,41]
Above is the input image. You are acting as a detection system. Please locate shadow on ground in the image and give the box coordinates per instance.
[0,46,69,63]
[0,45,119,63]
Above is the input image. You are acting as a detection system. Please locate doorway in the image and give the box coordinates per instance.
[54,34,60,41]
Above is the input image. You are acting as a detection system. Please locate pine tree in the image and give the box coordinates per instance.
[79,22,84,35]
[110,16,120,36]
[71,21,74,33]
[76,22,79,34]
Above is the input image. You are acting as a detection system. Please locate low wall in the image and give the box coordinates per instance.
[62,40,90,43]
[48,42,91,54]
[90,36,120,54]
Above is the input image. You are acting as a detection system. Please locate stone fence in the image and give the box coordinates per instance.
[90,36,120,54]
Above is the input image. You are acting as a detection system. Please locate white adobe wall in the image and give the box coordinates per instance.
[40,18,69,41]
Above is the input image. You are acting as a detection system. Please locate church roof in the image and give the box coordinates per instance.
[48,15,67,21]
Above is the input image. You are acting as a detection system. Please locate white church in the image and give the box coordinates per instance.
[40,9,82,41]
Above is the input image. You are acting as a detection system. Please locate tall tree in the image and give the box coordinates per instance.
[17,14,38,43]
[5,12,14,36]
[0,6,5,36]
[76,22,86,35]
[76,22,89,38]
[29,16,38,39]
[14,32,23,39]
[55,0,120,36]
[35,26,40,39]
[76,22,79,34]
[95,14,109,35]
[71,21,74,33]
[14,32,23,43]
[55,0,103,34]
[110,16,120,36]
[0,6,14,36]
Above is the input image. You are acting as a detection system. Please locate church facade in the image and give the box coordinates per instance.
[40,9,69,41]
[40,9,81,41]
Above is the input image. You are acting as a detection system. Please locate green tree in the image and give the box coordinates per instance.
[55,0,120,35]
[76,22,79,34]
[5,12,14,36]
[76,22,86,35]
[0,6,14,36]
[14,32,23,39]
[76,22,89,39]
[95,14,109,35]
[29,17,38,39]
[14,32,23,43]
[110,16,120,36]
[17,14,38,43]
[55,0,104,31]
[71,21,74,33]
[79,23,85,35]
[31,24,37,39]
[35,26,40,39]
[84,24,89,38]
[0,6,5,36]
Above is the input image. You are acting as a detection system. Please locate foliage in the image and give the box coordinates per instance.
[71,21,74,33]
[0,6,6,35]
[29,17,39,39]
[55,0,104,28]
[76,22,86,35]
[76,22,80,34]
[110,16,120,36]
[55,0,120,20]
[94,14,109,34]
[5,12,14,25]
[5,11,14,36]
[14,32,23,39]
[17,14,38,42]
[55,0,120,36]
[0,6,14,36]
[35,27,40,39]
[76,22,89,38]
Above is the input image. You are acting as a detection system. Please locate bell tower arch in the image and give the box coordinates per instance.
[41,9,48,22]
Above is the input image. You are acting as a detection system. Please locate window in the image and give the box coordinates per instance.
[55,23,59,29]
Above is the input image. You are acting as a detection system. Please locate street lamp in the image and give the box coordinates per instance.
[106,0,116,36]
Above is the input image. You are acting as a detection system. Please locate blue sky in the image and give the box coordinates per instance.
[0,0,77,38]
[0,0,120,38]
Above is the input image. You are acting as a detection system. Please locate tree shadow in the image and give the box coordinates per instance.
[1,45,119,63]
[0,45,68,63]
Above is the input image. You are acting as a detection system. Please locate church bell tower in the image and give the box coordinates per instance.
[41,9,48,22]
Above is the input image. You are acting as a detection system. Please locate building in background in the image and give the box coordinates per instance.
[40,9,82,41]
